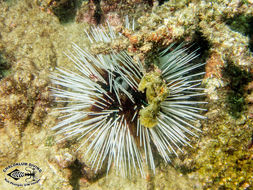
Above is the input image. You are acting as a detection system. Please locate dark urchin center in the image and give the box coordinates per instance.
[90,71,146,136]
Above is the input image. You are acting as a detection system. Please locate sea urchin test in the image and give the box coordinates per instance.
[50,18,207,177]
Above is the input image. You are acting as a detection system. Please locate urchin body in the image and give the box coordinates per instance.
[51,19,206,177]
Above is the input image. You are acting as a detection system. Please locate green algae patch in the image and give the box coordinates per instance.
[138,66,169,128]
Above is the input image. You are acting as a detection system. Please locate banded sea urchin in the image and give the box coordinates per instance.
[51,18,207,177]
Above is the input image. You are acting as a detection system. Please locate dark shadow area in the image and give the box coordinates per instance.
[69,159,83,190]
[144,0,154,6]
[191,31,210,59]
[69,158,108,189]
[0,53,11,80]
[54,0,83,24]
[226,15,253,52]
[223,63,253,118]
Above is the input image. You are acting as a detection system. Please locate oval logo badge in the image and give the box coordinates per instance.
[3,163,42,187]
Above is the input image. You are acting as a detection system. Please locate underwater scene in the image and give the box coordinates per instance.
[0,0,252,189]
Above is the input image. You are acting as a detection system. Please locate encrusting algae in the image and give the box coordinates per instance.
[138,65,169,128]
[183,112,253,189]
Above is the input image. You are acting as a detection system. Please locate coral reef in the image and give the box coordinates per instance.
[0,59,50,128]
[0,0,252,189]
[0,59,50,166]
[183,112,253,189]
[76,0,152,25]
[76,0,253,78]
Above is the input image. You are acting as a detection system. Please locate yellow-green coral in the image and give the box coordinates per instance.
[138,66,169,128]
[184,113,253,189]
